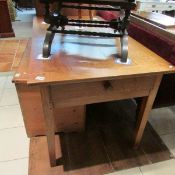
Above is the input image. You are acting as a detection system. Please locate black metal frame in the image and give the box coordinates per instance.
[40,0,136,62]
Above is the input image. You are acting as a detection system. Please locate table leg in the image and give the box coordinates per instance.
[40,86,56,167]
[134,74,163,148]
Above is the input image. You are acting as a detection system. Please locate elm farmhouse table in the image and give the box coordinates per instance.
[13,17,175,167]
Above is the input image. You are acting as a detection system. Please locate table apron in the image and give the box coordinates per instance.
[51,75,157,107]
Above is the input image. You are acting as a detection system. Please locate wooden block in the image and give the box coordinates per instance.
[16,84,86,137]
[29,135,113,175]
[51,76,156,107]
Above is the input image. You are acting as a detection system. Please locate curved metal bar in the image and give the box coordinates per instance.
[120,31,128,62]
[43,31,55,58]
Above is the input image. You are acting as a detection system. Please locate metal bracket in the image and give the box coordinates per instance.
[43,31,55,58]
[120,30,128,62]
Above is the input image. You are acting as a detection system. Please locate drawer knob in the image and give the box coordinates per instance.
[103,81,113,90]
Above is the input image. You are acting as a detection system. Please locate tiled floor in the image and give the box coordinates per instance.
[12,9,35,39]
[1,8,175,175]
[0,73,29,175]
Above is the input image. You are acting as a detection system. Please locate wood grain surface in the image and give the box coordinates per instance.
[13,17,175,86]
[0,39,28,72]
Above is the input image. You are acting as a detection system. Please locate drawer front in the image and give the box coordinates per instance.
[138,3,175,11]
[138,3,158,11]
[164,4,175,11]
[138,3,173,11]
[51,76,156,107]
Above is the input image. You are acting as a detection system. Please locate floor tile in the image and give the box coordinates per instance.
[16,9,35,22]
[0,105,24,130]
[0,127,29,161]
[149,107,175,135]
[106,167,142,175]
[5,75,15,89]
[0,75,8,101]
[0,75,7,90]
[12,22,33,39]
[170,106,175,113]
[161,133,175,156]
[140,159,175,175]
[0,158,28,175]
[0,88,19,106]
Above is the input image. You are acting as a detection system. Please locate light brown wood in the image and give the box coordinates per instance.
[40,86,56,167]
[23,17,174,86]
[12,17,175,168]
[51,76,155,107]
[12,39,29,70]
[0,39,28,72]
[14,39,86,137]
[134,74,163,147]
[15,83,86,137]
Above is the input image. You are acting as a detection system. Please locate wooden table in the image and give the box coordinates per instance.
[132,11,175,29]
[13,17,175,168]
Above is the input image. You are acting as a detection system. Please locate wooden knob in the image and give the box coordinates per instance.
[103,81,113,90]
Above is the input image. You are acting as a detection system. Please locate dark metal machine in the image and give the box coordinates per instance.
[40,0,136,62]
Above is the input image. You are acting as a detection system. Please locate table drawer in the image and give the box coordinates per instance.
[138,3,159,11]
[51,75,156,107]
[137,2,174,12]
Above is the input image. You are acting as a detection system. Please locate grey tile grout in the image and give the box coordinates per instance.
[139,167,144,175]
[0,125,25,131]
[0,157,29,163]
[0,104,20,108]
[159,130,175,137]
[0,79,7,102]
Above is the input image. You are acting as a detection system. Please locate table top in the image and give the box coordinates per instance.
[13,17,175,85]
[132,11,175,29]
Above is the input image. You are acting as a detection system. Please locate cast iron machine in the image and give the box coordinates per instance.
[40,0,136,62]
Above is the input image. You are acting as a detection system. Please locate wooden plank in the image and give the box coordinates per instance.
[59,131,113,174]
[40,86,56,167]
[15,83,86,137]
[51,76,155,107]
[11,39,29,70]
[13,39,31,83]
[29,101,173,175]
[29,135,113,175]
[0,39,28,72]
[86,102,149,170]
[134,74,163,147]
[29,136,64,175]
